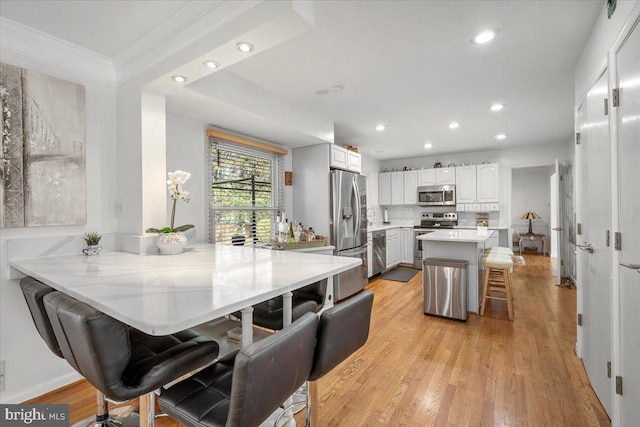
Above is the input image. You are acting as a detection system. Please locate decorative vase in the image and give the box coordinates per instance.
[83,245,102,256]
[156,232,188,255]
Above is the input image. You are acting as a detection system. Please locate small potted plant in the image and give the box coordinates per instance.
[146,170,194,254]
[83,231,102,256]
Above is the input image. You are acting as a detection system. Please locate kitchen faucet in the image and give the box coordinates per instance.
[366,207,376,226]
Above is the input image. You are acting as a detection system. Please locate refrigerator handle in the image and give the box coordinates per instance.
[353,178,361,240]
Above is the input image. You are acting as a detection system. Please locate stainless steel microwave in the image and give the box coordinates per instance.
[417,185,456,206]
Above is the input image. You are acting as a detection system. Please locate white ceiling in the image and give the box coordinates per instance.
[0,1,602,160]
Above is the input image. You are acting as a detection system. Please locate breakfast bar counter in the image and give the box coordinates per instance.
[417,229,495,314]
[9,244,360,337]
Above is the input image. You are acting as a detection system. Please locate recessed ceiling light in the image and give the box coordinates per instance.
[472,29,497,44]
[171,75,187,83]
[315,89,329,95]
[236,42,254,53]
[449,122,460,129]
[490,103,504,112]
[376,124,386,131]
[329,85,344,92]
[375,150,385,153]
[495,134,507,140]
[424,143,433,149]
[203,60,220,69]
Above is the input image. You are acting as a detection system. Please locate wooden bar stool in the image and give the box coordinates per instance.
[480,255,514,320]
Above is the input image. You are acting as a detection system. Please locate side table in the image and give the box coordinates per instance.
[519,233,545,255]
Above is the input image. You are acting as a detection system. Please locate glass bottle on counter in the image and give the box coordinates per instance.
[287,220,294,243]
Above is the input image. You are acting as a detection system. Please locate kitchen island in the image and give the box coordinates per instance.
[416,229,495,314]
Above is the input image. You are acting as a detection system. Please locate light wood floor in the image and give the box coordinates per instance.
[28,254,609,427]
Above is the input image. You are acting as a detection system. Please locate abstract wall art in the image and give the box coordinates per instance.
[0,62,86,228]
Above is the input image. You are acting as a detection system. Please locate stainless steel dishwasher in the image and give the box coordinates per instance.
[423,258,469,321]
[372,230,386,276]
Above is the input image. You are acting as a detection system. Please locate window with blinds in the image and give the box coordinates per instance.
[208,137,285,245]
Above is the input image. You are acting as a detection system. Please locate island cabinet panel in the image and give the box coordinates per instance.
[401,227,414,264]
[378,172,391,205]
[386,228,401,268]
[456,165,477,203]
[403,170,418,205]
[390,172,404,205]
[476,163,500,203]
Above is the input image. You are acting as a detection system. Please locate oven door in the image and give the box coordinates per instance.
[414,229,434,269]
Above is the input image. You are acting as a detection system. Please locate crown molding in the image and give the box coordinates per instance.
[0,17,116,85]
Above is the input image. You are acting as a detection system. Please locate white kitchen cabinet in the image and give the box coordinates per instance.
[401,227,414,264]
[417,169,436,186]
[378,172,391,205]
[476,163,499,203]
[386,228,401,269]
[418,167,455,186]
[390,172,404,205]
[403,170,418,205]
[490,203,499,212]
[330,144,361,173]
[456,165,477,203]
[367,232,373,278]
[436,167,456,184]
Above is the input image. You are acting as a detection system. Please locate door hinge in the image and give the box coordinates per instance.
[607,361,612,378]
[614,232,622,250]
[576,132,581,145]
[577,313,583,326]
[561,259,564,266]
[577,223,582,235]
[616,376,623,395]
[604,98,609,115]
[612,88,620,107]
[606,230,610,247]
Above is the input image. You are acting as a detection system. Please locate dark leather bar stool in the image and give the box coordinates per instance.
[158,312,319,427]
[42,289,220,427]
[306,290,374,426]
[235,279,327,330]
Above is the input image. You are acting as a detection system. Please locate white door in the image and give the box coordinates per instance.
[403,170,418,205]
[614,15,640,425]
[378,173,391,205]
[577,70,612,415]
[550,172,558,259]
[455,166,476,203]
[551,159,567,283]
[390,172,404,205]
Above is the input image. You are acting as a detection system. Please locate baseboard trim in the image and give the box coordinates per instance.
[0,372,83,404]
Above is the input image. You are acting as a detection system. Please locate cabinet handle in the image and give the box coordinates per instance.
[620,263,640,274]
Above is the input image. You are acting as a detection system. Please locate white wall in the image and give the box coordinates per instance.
[166,115,208,243]
[511,166,553,239]
[575,1,639,103]
[0,32,118,402]
[361,154,382,225]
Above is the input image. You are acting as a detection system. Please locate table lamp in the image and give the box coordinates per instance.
[521,211,541,235]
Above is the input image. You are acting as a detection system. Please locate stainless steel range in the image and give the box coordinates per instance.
[413,212,458,269]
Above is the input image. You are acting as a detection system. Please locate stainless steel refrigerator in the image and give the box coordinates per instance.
[330,169,368,301]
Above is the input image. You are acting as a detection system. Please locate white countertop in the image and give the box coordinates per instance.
[454,225,508,230]
[367,224,416,232]
[416,229,495,243]
[10,244,360,336]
